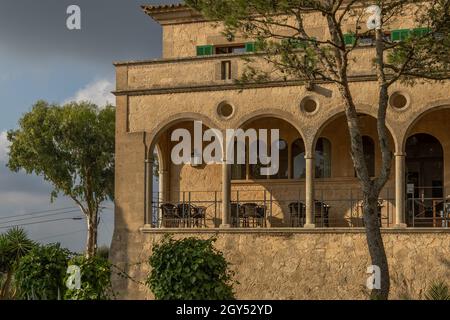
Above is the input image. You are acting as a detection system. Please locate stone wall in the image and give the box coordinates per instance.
[110,229,450,300]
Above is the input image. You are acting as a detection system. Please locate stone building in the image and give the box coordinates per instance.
[111,3,450,299]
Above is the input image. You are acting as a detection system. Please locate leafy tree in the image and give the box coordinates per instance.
[7,101,115,258]
[146,236,236,300]
[14,243,71,300]
[185,0,450,299]
[0,228,36,299]
[64,255,112,300]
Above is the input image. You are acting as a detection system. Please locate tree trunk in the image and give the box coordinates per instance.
[0,271,13,299]
[363,192,390,299]
[336,82,391,300]
[86,213,98,259]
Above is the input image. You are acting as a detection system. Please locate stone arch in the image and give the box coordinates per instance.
[312,107,398,156]
[148,112,220,155]
[234,108,308,152]
[401,101,450,152]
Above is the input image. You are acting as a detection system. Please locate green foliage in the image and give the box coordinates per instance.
[425,281,450,300]
[0,227,36,273]
[7,100,115,257]
[146,236,235,300]
[14,243,71,300]
[7,101,115,204]
[64,255,112,300]
[0,228,36,299]
[96,245,110,260]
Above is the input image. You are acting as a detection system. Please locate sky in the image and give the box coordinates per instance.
[0,0,178,252]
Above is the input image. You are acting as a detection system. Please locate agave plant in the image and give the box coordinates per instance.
[425,281,450,300]
[0,227,36,299]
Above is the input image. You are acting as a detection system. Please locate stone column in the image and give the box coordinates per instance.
[145,156,154,228]
[221,159,232,228]
[395,152,407,228]
[158,170,168,204]
[304,155,315,228]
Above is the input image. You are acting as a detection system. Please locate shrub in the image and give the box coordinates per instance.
[14,243,71,300]
[64,255,112,300]
[146,236,235,300]
[0,227,36,299]
[96,245,110,260]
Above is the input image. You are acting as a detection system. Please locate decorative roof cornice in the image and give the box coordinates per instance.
[141,3,207,25]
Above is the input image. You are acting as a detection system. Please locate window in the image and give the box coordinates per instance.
[272,139,289,179]
[315,138,331,178]
[245,42,255,53]
[391,29,411,42]
[221,61,232,80]
[344,34,356,46]
[355,136,375,177]
[390,28,430,42]
[292,139,306,179]
[215,45,246,54]
[196,45,214,56]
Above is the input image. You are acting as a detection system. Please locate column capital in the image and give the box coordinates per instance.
[145,157,155,164]
[394,152,406,157]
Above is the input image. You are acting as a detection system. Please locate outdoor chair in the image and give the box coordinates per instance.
[191,205,207,228]
[242,203,265,227]
[160,203,180,228]
[289,202,305,227]
[314,201,330,227]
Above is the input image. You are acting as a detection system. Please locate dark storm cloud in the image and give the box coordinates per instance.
[0,0,180,63]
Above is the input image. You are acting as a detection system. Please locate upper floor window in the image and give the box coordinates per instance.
[216,45,246,55]
[221,61,232,80]
[197,42,256,57]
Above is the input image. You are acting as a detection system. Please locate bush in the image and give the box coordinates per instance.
[64,255,112,300]
[14,243,71,300]
[96,245,110,260]
[146,236,235,300]
[0,227,36,299]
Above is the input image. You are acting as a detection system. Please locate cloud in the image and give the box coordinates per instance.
[0,131,10,163]
[64,78,115,107]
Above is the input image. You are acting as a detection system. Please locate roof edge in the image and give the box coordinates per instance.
[141,3,207,25]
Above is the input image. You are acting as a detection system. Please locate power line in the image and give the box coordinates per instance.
[0,206,78,220]
[0,206,114,220]
[0,217,83,230]
[0,209,82,226]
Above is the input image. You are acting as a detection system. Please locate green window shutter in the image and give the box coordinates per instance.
[196,45,214,56]
[196,46,205,56]
[391,29,411,41]
[391,30,400,41]
[344,34,356,46]
[400,29,410,40]
[245,42,255,52]
[204,45,213,55]
[412,27,431,37]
